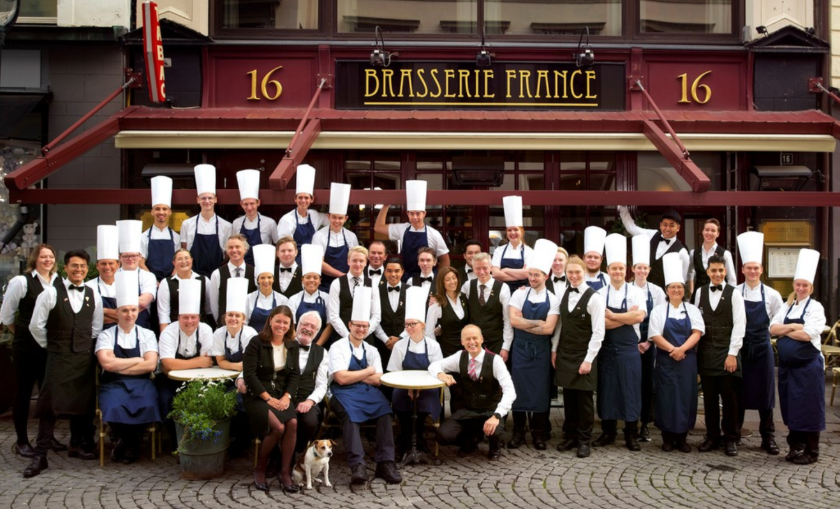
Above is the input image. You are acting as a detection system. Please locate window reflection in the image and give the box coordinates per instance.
[222,0,318,29]
[640,0,731,34]
[485,0,622,36]
[637,152,720,191]
[337,0,478,33]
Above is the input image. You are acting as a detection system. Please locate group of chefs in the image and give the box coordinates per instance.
[1,162,828,487]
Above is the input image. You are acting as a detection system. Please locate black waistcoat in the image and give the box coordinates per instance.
[466,279,504,353]
[166,275,207,322]
[378,284,406,338]
[16,273,45,329]
[274,265,303,299]
[218,264,257,324]
[648,232,685,289]
[558,287,595,353]
[458,350,502,412]
[697,284,740,377]
[337,274,373,326]
[294,344,325,402]
[46,281,95,354]
[692,245,724,290]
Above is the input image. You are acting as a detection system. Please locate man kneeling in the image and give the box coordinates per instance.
[429,324,516,460]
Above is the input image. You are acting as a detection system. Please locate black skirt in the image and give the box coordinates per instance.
[243,383,297,437]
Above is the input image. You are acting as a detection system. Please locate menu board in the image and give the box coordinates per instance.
[767,247,801,279]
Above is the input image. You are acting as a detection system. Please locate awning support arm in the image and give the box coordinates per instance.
[268,78,327,191]
[808,79,840,141]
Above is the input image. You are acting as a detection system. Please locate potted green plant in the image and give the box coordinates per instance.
[168,379,237,479]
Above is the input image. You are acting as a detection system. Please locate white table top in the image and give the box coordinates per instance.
[380,370,446,390]
[167,367,241,381]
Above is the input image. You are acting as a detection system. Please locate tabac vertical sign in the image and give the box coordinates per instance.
[142,2,166,103]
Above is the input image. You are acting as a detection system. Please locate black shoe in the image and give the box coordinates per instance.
[48,437,67,452]
[375,461,402,484]
[350,463,368,485]
[507,433,526,449]
[785,449,804,462]
[533,436,547,451]
[556,438,579,452]
[592,433,616,448]
[791,453,818,465]
[488,447,501,461]
[123,445,139,464]
[68,446,97,461]
[252,471,269,492]
[661,441,674,452]
[698,437,719,453]
[638,425,651,443]
[761,436,780,456]
[735,439,743,446]
[13,442,37,458]
[457,441,478,458]
[724,441,738,457]
[576,443,591,458]
[110,439,126,463]
[625,435,641,452]
[23,456,47,478]
[277,475,300,493]
[676,440,692,453]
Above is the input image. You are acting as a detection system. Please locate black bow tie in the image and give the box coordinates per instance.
[418,277,433,283]
[466,268,473,273]
[369,269,382,275]
[569,287,579,294]
[661,238,671,245]
[69,285,85,292]
[553,276,565,283]
[388,286,401,292]
[299,344,310,351]
[711,285,723,292]
[279,267,292,273]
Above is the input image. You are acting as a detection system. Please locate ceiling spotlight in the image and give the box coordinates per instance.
[370,26,398,67]
[573,26,594,68]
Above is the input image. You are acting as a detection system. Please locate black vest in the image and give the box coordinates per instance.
[16,273,45,329]
[217,264,257,325]
[648,232,685,289]
[46,281,95,354]
[692,245,725,290]
[438,294,470,358]
[337,274,373,328]
[458,350,502,413]
[558,287,596,353]
[294,344,325,402]
[411,274,435,289]
[274,265,303,299]
[466,279,505,353]
[697,284,740,376]
[378,284,406,338]
[166,275,208,322]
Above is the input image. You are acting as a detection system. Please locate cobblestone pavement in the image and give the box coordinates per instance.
[2,389,839,509]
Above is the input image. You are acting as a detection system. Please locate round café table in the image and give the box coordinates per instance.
[167,367,241,381]
[380,370,445,467]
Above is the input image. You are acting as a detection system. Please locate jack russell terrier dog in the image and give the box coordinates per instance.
[293,440,335,489]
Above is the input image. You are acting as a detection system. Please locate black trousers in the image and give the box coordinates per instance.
[34,414,95,457]
[109,422,145,448]
[437,414,504,446]
[12,340,47,445]
[787,430,820,457]
[512,411,548,437]
[737,407,776,438]
[601,419,638,436]
[329,397,394,467]
[295,404,324,453]
[561,389,594,444]
[700,374,741,442]
[640,345,656,426]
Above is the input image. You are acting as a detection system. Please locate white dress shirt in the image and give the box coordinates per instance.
[597,282,647,339]
[461,277,514,347]
[406,271,435,292]
[180,213,233,251]
[425,293,467,341]
[692,284,746,356]
[491,242,534,269]
[158,322,218,359]
[387,223,450,258]
[232,213,280,246]
[287,289,331,322]
[507,286,561,351]
[156,272,213,325]
[428,349,516,416]
[551,284,605,364]
[632,280,667,310]
[0,271,58,326]
[212,325,258,359]
[209,262,251,321]
[245,291,289,324]
[687,244,737,286]
[328,338,384,383]
[737,282,784,324]
[140,225,181,258]
[95,325,159,355]
[366,265,384,288]
[29,278,104,348]
[85,277,115,301]
[327,274,382,338]
[297,342,329,404]
[770,298,827,352]
[276,209,329,239]
[463,265,477,282]
[276,262,298,292]
[386,336,444,372]
[311,227,359,253]
[619,206,690,281]
[647,302,706,340]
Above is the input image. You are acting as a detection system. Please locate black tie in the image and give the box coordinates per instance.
[299,344,310,352]
[419,277,433,283]
[279,267,292,273]
[661,238,671,245]
[711,285,723,292]
[369,269,382,276]
[69,285,85,292]
[234,267,242,277]
[353,277,360,287]
[569,287,579,294]
[466,268,473,273]
[388,286,401,292]
[553,276,565,283]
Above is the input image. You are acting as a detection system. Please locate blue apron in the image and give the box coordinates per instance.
[586,273,607,292]
[597,285,642,421]
[740,285,775,410]
[401,225,429,282]
[293,211,317,265]
[224,327,245,363]
[249,292,276,334]
[329,343,392,423]
[190,215,224,278]
[777,299,825,432]
[499,243,528,292]
[98,278,117,331]
[392,339,442,420]
[133,270,153,330]
[146,227,175,281]
[157,329,202,417]
[654,303,698,434]
[99,328,161,424]
[296,292,327,338]
[321,229,349,292]
[240,215,262,266]
[511,289,552,413]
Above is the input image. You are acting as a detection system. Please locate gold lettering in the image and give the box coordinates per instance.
[554,70,568,99]
[416,69,428,98]
[430,69,442,98]
[382,69,396,98]
[484,70,495,98]
[519,70,532,98]
[365,69,380,98]
[458,70,471,98]
[398,69,414,98]
[570,70,583,99]
[474,70,480,97]
[247,69,259,101]
[535,70,549,99]
[506,70,517,98]
[444,69,456,98]
[585,70,597,99]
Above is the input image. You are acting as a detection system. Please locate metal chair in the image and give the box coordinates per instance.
[95,369,158,466]
[831,368,840,406]
[821,319,840,371]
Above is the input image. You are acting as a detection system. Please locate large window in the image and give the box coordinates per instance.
[217,0,319,32]
[640,0,732,34]
[337,0,477,34]
[486,0,622,36]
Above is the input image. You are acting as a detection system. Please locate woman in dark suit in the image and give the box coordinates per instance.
[243,305,300,493]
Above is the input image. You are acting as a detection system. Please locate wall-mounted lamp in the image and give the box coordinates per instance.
[756,25,768,36]
[370,26,398,67]
[476,33,494,68]
[573,26,594,68]
[0,0,21,47]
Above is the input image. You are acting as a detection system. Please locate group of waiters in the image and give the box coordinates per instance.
[2,163,828,489]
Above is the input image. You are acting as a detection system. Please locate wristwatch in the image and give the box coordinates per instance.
[493,413,502,420]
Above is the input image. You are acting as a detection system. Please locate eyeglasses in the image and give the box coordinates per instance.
[66,263,87,270]
[120,254,139,260]
[404,322,420,328]
[351,323,370,330]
